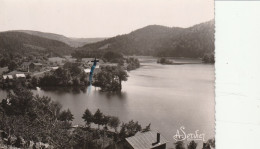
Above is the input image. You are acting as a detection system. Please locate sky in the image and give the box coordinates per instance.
[0,0,214,38]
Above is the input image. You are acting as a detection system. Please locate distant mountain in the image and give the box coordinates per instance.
[75,20,214,58]
[0,31,73,56]
[16,30,106,47]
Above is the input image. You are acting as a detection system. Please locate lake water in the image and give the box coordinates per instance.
[1,57,215,148]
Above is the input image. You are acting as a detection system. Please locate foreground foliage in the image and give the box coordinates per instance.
[0,87,148,148]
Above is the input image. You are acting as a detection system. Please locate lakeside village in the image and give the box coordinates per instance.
[0,51,141,92]
[0,53,215,149]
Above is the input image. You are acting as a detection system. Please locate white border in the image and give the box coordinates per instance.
[216,1,260,148]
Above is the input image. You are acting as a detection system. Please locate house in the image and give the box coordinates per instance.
[124,131,168,149]
[84,68,91,74]
[15,73,26,79]
[3,75,13,80]
[29,63,43,72]
[51,67,59,70]
[21,62,31,72]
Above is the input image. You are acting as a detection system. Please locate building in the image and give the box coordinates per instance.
[15,74,26,78]
[84,68,91,74]
[21,62,31,72]
[3,75,13,80]
[124,131,168,149]
[51,66,59,70]
[29,63,43,72]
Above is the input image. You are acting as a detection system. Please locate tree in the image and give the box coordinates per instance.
[126,58,140,71]
[108,116,120,132]
[102,115,110,127]
[58,109,74,121]
[188,140,197,149]
[119,120,141,138]
[115,66,128,90]
[63,62,82,76]
[93,109,103,129]
[5,86,34,115]
[119,123,127,139]
[82,109,93,127]
[8,61,18,71]
[31,77,38,87]
[142,123,151,132]
[202,53,215,64]
[175,141,185,149]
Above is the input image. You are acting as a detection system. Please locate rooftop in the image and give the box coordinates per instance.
[84,69,91,73]
[125,131,168,149]
[15,74,26,78]
[3,75,13,79]
[21,62,31,66]
[7,71,26,75]
[32,63,43,66]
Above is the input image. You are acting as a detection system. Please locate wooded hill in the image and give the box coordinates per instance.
[16,30,106,48]
[74,20,214,58]
[0,31,73,56]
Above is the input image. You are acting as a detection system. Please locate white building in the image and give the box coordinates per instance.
[3,75,13,80]
[15,74,26,78]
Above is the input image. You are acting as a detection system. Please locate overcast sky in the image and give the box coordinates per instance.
[0,0,214,38]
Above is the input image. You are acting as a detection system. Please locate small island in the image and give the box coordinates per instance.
[157,57,174,64]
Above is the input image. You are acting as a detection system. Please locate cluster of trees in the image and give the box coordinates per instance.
[0,86,74,148]
[94,65,128,92]
[202,53,215,64]
[0,53,20,71]
[38,62,89,87]
[82,109,120,131]
[0,86,150,148]
[126,57,140,71]
[157,57,174,64]
[174,138,215,149]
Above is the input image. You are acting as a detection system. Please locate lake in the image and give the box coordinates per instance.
[1,57,215,148]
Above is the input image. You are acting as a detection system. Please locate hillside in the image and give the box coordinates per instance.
[74,20,214,58]
[16,30,106,47]
[0,31,73,56]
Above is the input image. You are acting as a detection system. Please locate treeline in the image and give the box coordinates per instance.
[38,63,89,87]
[0,86,150,148]
[202,53,215,64]
[72,50,140,71]
[72,50,124,63]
